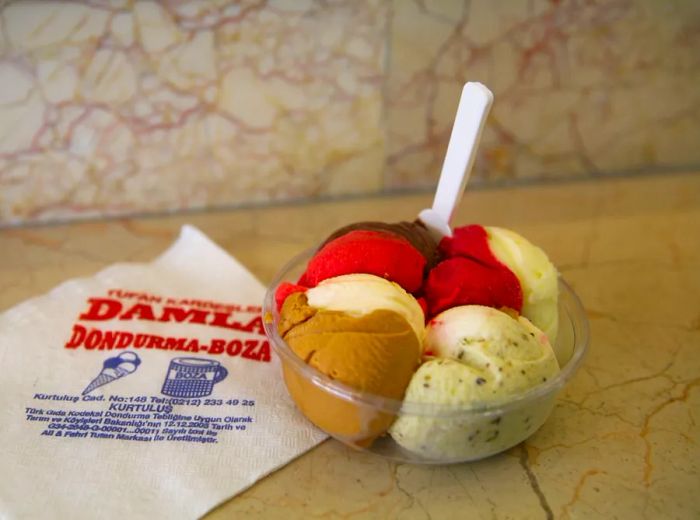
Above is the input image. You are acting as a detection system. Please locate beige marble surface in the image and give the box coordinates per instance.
[2,172,699,518]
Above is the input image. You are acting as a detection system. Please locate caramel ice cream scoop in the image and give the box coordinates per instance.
[278,278,423,446]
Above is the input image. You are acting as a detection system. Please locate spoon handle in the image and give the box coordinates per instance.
[431,82,493,227]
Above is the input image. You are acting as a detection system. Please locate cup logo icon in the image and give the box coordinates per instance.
[161,357,228,398]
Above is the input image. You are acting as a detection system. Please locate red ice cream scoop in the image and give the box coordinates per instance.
[321,220,440,271]
[424,225,522,317]
[301,230,426,294]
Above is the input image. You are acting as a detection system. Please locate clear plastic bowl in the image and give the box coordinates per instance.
[263,248,589,464]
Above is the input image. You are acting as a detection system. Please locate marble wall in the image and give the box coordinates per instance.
[386,0,700,187]
[0,0,698,224]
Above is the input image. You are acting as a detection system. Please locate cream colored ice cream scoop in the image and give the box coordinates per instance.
[426,304,556,376]
[306,273,426,343]
[389,305,560,461]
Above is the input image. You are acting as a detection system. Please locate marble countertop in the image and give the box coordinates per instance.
[2,172,698,519]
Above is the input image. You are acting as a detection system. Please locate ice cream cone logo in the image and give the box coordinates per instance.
[82,352,141,395]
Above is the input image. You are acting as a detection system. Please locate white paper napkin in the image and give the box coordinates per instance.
[0,225,326,519]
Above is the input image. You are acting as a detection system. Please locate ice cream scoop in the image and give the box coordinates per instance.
[321,220,440,270]
[304,273,426,342]
[486,226,559,346]
[278,278,423,445]
[425,225,523,317]
[389,305,559,461]
[425,224,559,346]
[300,229,427,294]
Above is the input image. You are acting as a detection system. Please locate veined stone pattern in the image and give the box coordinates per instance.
[0,0,387,224]
[1,0,699,224]
[386,0,700,187]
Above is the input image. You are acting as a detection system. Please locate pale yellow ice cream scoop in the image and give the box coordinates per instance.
[389,305,560,461]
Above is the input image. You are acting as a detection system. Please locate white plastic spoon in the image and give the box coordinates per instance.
[418,82,493,239]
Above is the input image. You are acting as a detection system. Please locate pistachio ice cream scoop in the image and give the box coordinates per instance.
[389,305,559,461]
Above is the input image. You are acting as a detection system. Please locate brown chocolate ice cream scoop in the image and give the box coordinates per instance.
[322,220,440,270]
